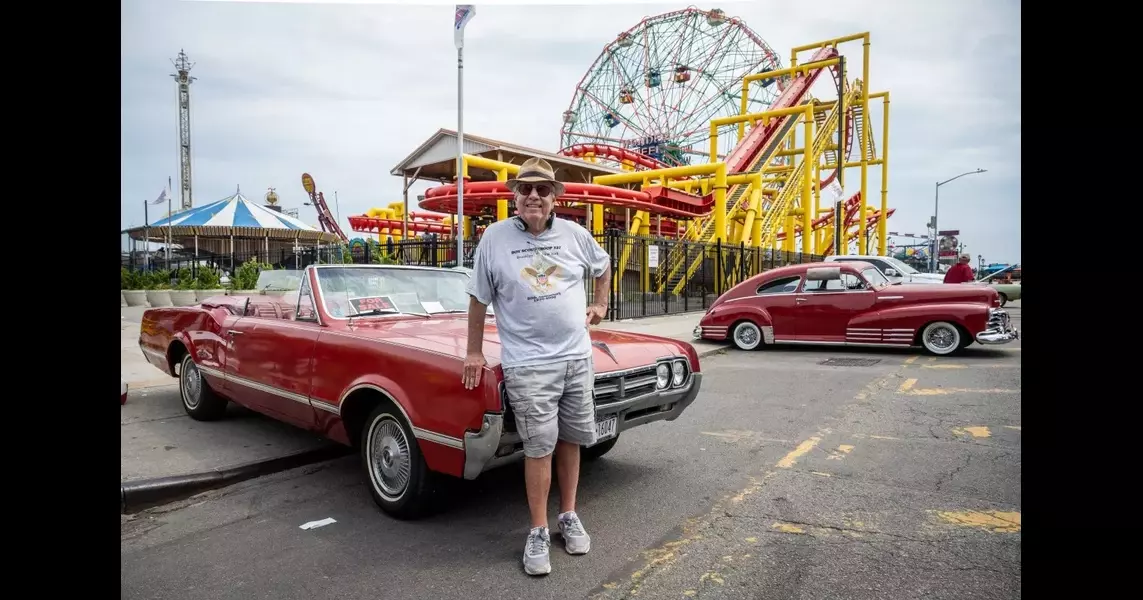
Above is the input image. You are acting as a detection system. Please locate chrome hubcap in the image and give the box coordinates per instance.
[182,362,201,408]
[736,325,758,346]
[369,419,411,498]
[926,326,956,350]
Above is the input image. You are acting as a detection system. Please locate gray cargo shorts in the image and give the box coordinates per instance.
[502,358,597,458]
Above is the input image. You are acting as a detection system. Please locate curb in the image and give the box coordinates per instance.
[120,444,351,514]
[696,345,728,359]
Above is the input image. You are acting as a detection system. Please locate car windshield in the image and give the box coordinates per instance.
[315,266,472,318]
[256,269,304,291]
[861,267,890,288]
[454,267,493,315]
[884,257,920,274]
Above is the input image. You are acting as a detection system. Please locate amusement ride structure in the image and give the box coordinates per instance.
[339,6,893,294]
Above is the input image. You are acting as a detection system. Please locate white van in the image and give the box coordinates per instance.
[823,254,944,285]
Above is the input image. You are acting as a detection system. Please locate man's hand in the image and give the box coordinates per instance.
[462,351,487,390]
[585,303,607,326]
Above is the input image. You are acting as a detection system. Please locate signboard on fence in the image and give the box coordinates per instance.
[648,245,660,269]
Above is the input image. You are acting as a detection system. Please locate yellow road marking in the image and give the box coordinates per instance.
[898,378,1018,395]
[772,522,806,534]
[951,426,991,438]
[1003,425,1021,431]
[827,444,855,460]
[776,435,824,468]
[810,471,832,477]
[907,386,1020,395]
[933,510,1021,533]
[699,571,725,585]
[904,356,919,365]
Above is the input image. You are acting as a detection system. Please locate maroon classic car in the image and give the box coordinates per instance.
[695,261,1018,355]
[138,264,702,518]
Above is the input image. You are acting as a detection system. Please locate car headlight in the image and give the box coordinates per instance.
[655,363,671,389]
[671,359,686,386]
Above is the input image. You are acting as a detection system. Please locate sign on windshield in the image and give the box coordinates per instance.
[350,295,395,313]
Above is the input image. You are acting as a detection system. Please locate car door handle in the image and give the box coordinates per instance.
[228,330,244,336]
[795,297,807,303]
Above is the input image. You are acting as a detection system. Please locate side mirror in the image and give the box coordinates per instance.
[884,268,898,277]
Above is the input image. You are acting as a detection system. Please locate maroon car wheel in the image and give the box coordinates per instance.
[361,404,432,519]
[731,321,763,351]
[179,354,228,421]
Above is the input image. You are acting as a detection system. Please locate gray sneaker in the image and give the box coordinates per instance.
[558,511,591,555]
[523,526,551,576]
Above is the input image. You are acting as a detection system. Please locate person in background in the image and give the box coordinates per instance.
[943,253,975,284]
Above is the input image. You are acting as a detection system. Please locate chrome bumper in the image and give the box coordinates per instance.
[975,308,1019,345]
[976,326,1019,344]
[461,373,703,478]
[692,325,703,340]
[463,413,505,480]
[594,372,702,434]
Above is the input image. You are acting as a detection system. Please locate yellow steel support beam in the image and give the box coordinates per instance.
[869,91,890,255]
[800,111,814,254]
[461,154,518,222]
[712,105,815,164]
[738,57,841,138]
[594,162,729,242]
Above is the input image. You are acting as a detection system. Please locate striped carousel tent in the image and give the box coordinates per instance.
[124,189,343,264]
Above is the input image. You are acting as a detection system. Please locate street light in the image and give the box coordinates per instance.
[931,168,987,272]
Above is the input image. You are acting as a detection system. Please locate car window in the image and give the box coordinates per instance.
[756,276,801,295]
[804,273,866,292]
[861,267,890,288]
[296,275,318,321]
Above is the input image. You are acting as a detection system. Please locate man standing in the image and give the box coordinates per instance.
[462,157,612,576]
[943,253,975,284]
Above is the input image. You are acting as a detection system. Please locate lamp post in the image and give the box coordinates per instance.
[931,168,986,272]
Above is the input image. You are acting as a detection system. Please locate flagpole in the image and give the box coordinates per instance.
[167,175,173,266]
[454,5,473,268]
[144,200,150,270]
[455,35,465,266]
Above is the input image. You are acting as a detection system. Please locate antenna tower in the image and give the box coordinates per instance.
[171,50,197,211]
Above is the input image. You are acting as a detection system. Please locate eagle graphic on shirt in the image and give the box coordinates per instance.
[520,254,560,293]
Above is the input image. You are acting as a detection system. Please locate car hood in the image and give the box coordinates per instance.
[906,273,945,283]
[342,316,681,371]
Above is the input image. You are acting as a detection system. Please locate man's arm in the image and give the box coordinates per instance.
[463,237,495,389]
[592,264,611,310]
[466,296,488,355]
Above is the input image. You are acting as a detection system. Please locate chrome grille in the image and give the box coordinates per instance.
[594,365,658,406]
[987,309,1009,330]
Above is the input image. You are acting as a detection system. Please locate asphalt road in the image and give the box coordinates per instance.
[121,310,1021,600]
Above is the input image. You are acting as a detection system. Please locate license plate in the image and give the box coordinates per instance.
[594,415,617,442]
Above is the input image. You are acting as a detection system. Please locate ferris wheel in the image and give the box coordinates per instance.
[560,7,786,169]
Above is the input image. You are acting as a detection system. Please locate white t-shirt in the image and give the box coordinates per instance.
[466,217,611,368]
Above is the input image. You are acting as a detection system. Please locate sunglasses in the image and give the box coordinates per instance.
[516,183,553,198]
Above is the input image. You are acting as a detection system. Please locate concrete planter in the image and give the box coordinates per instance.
[196,289,227,302]
[169,290,198,306]
[121,292,127,307]
[145,290,173,307]
[123,290,149,307]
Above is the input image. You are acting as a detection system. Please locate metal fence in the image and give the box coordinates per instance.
[121,231,825,321]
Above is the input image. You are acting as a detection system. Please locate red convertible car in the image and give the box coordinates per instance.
[138,264,702,518]
[694,262,1018,355]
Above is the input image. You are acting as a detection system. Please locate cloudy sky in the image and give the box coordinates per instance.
[121,0,1020,264]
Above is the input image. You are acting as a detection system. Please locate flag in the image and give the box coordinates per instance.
[454,5,475,50]
[150,186,169,205]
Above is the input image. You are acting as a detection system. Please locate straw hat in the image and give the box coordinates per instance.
[505,157,565,197]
